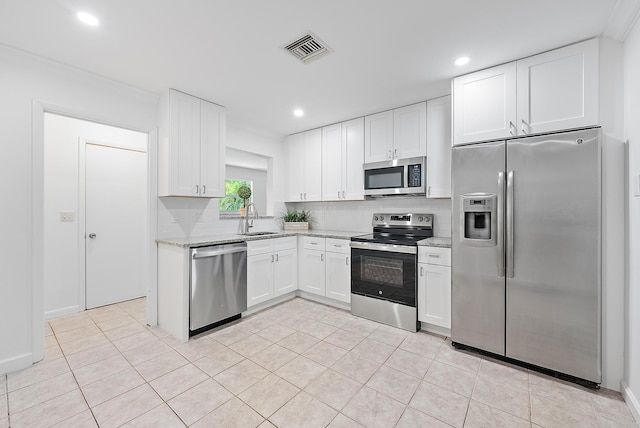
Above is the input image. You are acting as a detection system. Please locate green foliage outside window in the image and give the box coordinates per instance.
[219,179,252,212]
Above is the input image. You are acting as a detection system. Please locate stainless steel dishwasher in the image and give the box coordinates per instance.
[189,242,247,335]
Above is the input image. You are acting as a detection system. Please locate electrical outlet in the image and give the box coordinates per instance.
[59,211,75,222]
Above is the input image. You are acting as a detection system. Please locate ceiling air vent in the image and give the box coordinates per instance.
[283,32,332,64]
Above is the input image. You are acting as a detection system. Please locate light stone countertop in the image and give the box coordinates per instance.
[418,237,452,248]
[156,229,365,248]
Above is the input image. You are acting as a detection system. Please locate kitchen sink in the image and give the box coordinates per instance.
[243,231,279,236]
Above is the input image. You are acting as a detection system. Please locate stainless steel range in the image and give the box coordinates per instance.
[350,213,433,332]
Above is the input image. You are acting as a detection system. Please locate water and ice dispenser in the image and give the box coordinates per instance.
[460,194,497,246]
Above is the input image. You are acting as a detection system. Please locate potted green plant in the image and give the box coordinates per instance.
[281,209,311,231]
[237,185,252,217]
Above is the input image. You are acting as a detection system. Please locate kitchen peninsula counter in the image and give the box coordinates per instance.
[156,229,363,248]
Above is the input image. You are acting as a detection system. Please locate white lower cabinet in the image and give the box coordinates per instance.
[418,246,451,329]
[274,248,297,296]
[298,237,326,295]
[247,237,297,308]
[325,239,351,303]
[299,237,351,303]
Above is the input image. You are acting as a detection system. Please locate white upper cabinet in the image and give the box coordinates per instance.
[304,128,323,201]
[426,95,452,198]
[158,89,225,197]
[342,118,365,200]
[364,110,394,163]
[516,38,599,136]
[453,63,517,145]
[286,133,304,202]
[287,129,322,202]
[322,123,343,202]
[322,118,365,201]
[452,38,599,145]
[364,103,426,163]
[199,100,226,198]
[393,102,427,159]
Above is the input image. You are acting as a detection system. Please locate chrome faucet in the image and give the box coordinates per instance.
[243,203,258,234]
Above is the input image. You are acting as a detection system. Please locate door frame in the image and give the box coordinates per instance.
[32,100,158,363]
[78,139,148,311]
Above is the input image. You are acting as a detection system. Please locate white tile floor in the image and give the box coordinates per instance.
[1,297,638,427]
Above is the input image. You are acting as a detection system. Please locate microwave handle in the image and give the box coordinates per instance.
[405,163,409,188]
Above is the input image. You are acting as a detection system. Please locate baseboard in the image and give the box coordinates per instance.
[420,322,451,338]
[296,291,350,311]
[0,352,33,376]
[45,305,80,320]
[243,293,297,316]
[621,380,640,425]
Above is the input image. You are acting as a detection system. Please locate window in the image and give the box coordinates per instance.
[219,178,253,212]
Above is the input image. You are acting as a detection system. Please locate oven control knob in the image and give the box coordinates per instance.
[418,216,424,222]
[378,290,383,295]
[379,216,384,221]
[374,216,379,221]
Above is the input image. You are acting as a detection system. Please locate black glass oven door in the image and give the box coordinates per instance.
[351,247,417,306]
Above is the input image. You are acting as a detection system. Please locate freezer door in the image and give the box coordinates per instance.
[451,141,506,355]
[505,128,601,383]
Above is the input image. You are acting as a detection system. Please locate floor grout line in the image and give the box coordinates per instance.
[51,318,101,427]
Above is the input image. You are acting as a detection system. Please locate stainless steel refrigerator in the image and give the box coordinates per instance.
[451,127,601,384]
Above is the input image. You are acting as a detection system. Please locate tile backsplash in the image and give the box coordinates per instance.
[157,196,451,239]
[288,197,452,238]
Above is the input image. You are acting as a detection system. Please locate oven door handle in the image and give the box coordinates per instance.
[350,241,417,255]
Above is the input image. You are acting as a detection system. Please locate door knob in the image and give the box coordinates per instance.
[88,233,96,239]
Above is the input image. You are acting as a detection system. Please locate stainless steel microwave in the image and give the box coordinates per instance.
[363,156,426,197]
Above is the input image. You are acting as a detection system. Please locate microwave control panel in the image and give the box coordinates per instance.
[408,164,422,187]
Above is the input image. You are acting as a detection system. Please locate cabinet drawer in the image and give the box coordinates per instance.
[325,238,350,254]
[273,236,297,252]
[418,247,451,266]
[301,236,326,251]
[247,239,274,256]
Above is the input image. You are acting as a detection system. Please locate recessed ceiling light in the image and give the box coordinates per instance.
[293,109,304,117]
[455,56,470,66]
[77,12,99,26]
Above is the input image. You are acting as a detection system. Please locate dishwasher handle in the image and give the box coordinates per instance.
[192,244,247,259]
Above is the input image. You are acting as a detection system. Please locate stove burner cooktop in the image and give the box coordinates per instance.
[351,232,432,246]
[351,212,434,246]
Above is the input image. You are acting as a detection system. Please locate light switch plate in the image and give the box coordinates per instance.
[59,211,75,222]
[635,174,640,197]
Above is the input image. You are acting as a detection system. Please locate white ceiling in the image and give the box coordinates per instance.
[0,0,633,137]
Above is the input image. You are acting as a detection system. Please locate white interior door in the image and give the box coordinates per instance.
[85,143,147,309]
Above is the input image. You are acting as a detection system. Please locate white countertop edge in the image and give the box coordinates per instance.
[418,237,452,248]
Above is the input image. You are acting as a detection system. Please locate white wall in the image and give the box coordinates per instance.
[0,45,158,375]
[43,114,148,319]
[599,37,626,392]
[623,16,640,421]
[156,125,286,239]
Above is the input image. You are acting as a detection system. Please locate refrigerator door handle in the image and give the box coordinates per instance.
[497,172,505,277]
[506,170,515,278]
